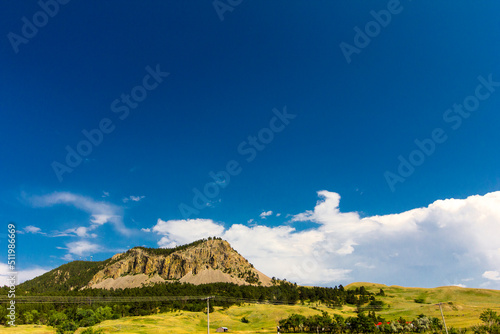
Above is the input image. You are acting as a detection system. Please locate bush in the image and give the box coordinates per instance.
[368,300,385,311]
[48,311,68,327]
[81,328,104,334]
[56,320,78,334]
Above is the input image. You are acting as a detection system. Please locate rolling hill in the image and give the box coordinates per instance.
[5,284,500,334]
[345,282,500,328]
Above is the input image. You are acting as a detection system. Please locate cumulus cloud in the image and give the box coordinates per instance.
[150,191,500,288]
[152,219,225,248]
[483,271,500,281]
[287,190,500,287]
[30,192,131,235]
[260,211,273,219]
[66,240,102,256]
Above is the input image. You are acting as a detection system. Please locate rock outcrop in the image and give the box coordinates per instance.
[87,239,271,289]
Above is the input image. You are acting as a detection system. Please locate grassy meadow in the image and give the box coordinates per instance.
[3,283,500,333]
[346,282,500,328]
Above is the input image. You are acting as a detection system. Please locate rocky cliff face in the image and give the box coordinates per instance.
[87,239,271,288]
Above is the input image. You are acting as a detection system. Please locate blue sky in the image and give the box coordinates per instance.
[1,1,500,289]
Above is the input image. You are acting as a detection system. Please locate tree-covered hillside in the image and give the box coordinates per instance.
[19,260,111,293]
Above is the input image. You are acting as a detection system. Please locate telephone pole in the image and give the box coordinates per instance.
[436,303,449,334]
[205,296,215,334]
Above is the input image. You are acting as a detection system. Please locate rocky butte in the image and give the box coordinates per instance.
[86,239,272,290]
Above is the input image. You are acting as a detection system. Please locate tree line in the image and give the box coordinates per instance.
[278,309,500,334]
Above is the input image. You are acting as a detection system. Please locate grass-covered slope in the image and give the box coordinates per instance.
[346,282,500,328]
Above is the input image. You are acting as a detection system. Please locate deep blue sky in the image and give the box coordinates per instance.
[1,1,500,288]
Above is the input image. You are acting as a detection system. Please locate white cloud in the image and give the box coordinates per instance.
[24,225,46,235]
[21,224,97,239]
[53,226,96,238]
[336,240,357,255]
[30,192,131,235]
[102,191,109,198]
[152,219,225,248]
[62,254,74,262]
[75,227,89,237]
[90,214,116,226]
[66,240,102,256]
[0,263,49,286]
[123,195,145,203]
[260,211,273,219]
[151,191,500,288]
[483,271,500,281]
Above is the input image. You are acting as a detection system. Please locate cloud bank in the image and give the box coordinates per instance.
[150,191,500,288]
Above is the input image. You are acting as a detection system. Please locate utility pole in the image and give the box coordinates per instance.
[436,303,449,334]
[205,296,214,334]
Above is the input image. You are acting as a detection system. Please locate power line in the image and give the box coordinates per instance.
[0,295,209,304]
[0,295,299,305]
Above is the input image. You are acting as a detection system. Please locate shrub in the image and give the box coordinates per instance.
[56,320,78,334]
[81,328,104,334]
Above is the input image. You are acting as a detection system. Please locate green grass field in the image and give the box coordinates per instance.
[3,283,500,333]
[346,282,500,328]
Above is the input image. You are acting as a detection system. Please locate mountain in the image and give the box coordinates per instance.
[20,238,272,292]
